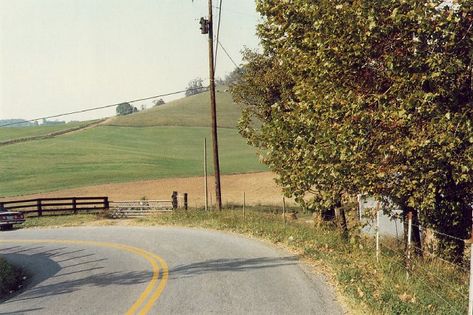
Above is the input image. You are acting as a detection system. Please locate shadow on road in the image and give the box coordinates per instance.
[0,307,43,314]
[0,245,152,306]
[169,256,298,279]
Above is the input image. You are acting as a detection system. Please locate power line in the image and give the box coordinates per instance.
[214,0,223,72]
[212,5,260,19]
[214,3,223,68]
[0,87,207,128]
[218,41,240,70]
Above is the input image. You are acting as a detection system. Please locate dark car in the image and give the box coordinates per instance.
[0,209,25,230]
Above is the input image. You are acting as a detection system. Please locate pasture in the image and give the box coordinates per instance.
[0,121,96,142]
[105,89,241,128]
[0,126,266,197]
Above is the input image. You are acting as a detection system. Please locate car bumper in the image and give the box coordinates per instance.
[0,220,25,226]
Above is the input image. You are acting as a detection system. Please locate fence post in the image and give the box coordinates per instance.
[104,197,109,210]
[184,193,188,210]
[357,194,363,221]
[172,191,178,210]
[376,201,380,263]
[468,208,473,315]
[283,197,287,226]
[0,202,4,211]
[72,197,77,214]
[406,210,413,279]
[37,199,43,217]
[243,192,246,220]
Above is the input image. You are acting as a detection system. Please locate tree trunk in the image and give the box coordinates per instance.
[432,190,470,264]
[335,199,349,240]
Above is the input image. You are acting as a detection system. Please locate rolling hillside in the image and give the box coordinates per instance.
[0,120,99,142]
[105,89,242,128]
[0,90,266,197]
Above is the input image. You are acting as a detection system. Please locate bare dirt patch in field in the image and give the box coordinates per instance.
[2,172,292,207]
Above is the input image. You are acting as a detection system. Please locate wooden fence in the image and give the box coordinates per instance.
[0,197,109,217]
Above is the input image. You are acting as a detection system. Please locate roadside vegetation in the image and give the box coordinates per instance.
[0,257,26,299]
[232,1,473,263]
[21,214,100,228]
[17,209,467,314]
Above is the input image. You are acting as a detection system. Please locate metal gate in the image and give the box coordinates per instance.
[109,200,173,218]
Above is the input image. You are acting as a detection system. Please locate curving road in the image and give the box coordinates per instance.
[0,226,343,314]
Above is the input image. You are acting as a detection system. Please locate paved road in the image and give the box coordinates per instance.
[0,226,343,314]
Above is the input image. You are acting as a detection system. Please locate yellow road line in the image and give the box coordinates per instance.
[0,239,168,315]
[138,251,169,315]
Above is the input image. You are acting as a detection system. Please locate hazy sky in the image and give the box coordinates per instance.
[0,0,260,121]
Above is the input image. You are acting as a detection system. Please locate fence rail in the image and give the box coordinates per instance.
[0,197,109,216]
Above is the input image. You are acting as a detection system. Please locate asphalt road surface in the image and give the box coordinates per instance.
[0,226,343,314]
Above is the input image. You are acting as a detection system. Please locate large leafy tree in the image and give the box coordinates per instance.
[233,0,473,260]
[116,102,136,116]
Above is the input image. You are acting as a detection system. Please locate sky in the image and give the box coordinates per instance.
[0,0,261,122]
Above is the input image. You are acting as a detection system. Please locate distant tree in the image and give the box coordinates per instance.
[153,98,165,106]
[185,78,207,97]
[223,68,242,86]
[215,77,225,85]
[116,102,135,116]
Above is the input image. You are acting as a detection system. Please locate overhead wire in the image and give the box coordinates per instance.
[214,0,223,73]
[218,41,240,70]
[0,87,208,128]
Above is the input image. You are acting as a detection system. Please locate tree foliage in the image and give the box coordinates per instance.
[153,98,165,106]
[116,103,137,116]
[185,78,207,97]
[232,0,473,259]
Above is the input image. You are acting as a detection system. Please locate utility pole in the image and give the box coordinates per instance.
[200,0,222,210]
[203,137,209,211]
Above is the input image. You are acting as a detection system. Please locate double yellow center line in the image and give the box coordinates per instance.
[0,239,169,315]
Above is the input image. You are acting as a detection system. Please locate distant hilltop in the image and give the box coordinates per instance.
[0,118,66,128]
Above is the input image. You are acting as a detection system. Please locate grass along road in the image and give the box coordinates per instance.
[0,225,342,314]
[11,210,468,314]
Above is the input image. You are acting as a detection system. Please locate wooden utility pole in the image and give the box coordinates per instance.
[203,0,222,211]
[203,137,209,211]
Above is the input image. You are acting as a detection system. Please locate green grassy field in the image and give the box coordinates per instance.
[0,126,266,196]
[0,121,95,142]
[106,90,241,128]
[0,90,266,197]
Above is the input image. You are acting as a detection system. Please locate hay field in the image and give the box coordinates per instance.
[0,172,291,207]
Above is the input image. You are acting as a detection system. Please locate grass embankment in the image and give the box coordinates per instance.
[21,210,467,314]
[0,257,26,299]
[0,126,266,196]
[21,214,100,228]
